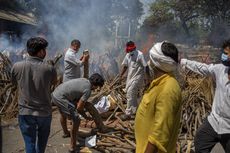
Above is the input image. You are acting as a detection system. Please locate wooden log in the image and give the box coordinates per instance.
[0,88,13,113]
[83,50,89,78]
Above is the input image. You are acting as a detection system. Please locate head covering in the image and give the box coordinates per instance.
[149,41,177,72]
[126,41,136,53]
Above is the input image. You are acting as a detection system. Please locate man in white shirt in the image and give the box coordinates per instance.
[63,39,89,82]
[119,41,149,120]
[180,39,230,153]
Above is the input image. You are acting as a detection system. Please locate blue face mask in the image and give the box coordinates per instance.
[221,52,230,67]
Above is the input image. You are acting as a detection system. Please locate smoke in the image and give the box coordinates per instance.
[29,0,142,55]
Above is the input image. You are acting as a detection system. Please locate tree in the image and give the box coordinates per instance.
[142,0,230,45]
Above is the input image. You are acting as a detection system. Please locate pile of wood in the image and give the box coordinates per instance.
[177,70,213,153]
[82,77,136,153]
[0,52,18,119]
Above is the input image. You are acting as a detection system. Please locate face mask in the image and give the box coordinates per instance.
[221,52,230,67]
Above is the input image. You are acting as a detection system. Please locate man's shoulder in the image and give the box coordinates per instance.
[162,76,181,93]
[136,50,145,57]
[64,49,76,59]
[43,63,56,71]
[12,60,26,69]
[67,78,89,84]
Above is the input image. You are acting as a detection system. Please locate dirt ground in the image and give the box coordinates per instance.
[1,110,225,153]
[2,110,101,153]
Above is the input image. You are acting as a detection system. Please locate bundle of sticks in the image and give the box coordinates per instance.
[0,52,17,119]
[177,70,213,153]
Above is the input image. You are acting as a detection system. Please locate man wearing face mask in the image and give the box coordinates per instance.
[11,37,57,153]
[119,41,149,120]
[180,39,230,153]
[135,41,182,153]
[63,39,89,82]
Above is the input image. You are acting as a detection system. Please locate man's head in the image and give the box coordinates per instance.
[27,37,48,59]
[71,39,81,52]
[149,41,178,73]
[221,39,230,67]
[161,42,179,63]
[89,73,105,90]
[126,41,136,53]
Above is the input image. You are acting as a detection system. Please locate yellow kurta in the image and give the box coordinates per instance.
[135,74,182,153]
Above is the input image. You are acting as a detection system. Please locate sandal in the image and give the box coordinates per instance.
[62,132,70,138]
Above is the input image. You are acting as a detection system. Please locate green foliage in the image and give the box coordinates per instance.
[142,0,230,45]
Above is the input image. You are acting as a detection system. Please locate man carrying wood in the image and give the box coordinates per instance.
[119,41,149,120]
[135,41,182,153]
[63,39,89,82]
[52,73,104,153]
[11,37,57,153]
[181,39,230,153]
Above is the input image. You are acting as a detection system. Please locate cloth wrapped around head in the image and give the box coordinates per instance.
[149,41,178,72]
[126,41,136,53]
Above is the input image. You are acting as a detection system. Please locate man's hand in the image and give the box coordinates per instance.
[76,99,85,111]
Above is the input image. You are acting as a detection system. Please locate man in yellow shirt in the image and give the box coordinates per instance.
[135,41,182,153]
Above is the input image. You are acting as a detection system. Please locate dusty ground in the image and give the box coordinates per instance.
[1,110,225,153]
[2,110,101,153]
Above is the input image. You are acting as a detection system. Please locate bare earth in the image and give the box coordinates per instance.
[2,110,224,153]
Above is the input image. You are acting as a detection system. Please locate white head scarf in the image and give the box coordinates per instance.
[149,41,177,72]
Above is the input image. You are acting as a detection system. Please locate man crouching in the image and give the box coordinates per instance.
[52,73,104,153]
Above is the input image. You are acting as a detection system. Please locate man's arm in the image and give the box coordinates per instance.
[80,54,89,65]
[76,99,85,111]
[180,59,215,77]
[65,53,88,66]
[119,65,128,79]
[76,87,91,111]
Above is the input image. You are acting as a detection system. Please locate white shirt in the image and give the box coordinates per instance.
[63,48,83,82]
[122,50,147,90]
[181,59,230,134]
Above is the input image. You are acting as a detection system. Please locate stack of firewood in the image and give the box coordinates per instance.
[0,52,17,119]
[177,70,213,153]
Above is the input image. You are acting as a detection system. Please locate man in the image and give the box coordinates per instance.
[135,41,182,153]
[119,41,148,120]
[11,37,57,153]
[63,39,89,82]
[180,39,230,153]
[52,73,104,153]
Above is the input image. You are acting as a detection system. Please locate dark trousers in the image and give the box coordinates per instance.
[195,118,230,153]
[18,115,52,153]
